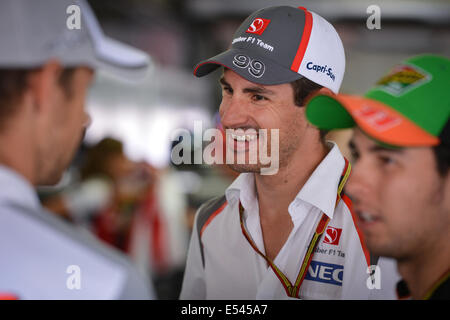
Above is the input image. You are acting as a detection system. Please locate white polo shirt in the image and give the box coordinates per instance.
[180,143,400,299]
[0,165,154,300]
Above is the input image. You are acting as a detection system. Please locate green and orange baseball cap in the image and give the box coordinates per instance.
[306,54,450,147]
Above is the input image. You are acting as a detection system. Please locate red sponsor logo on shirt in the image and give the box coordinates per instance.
[246,18,271,35]
[323,227,342,246]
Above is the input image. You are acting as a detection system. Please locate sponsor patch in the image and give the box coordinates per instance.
[323,227,342,246]
[376,64,431,96]
[305,261,344,286]
[246,18,271,35]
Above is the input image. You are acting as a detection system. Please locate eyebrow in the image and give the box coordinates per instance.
[219,77,276,95]
[349,139,404,153]
[219,77,229,87]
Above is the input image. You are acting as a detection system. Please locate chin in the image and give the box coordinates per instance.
[365,237,399,260]
[38,176,63,187]
[37,168,65,186]
[227,163,261,173]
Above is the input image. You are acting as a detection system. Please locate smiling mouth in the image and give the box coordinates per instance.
[357,211,380,223]
[230,133,257,142]
[226,128,260,151]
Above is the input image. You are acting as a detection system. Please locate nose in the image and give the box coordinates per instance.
[219,95,250,129]
[83,112,92,128]
[345,159,372,205]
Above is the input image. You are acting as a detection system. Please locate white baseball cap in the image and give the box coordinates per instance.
[0,0,150,80]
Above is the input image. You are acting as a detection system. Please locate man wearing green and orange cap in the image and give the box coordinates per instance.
[306,54,450,300]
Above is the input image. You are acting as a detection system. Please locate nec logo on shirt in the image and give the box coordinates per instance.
[323,227,342,245]
[305,261,344,286]
[246,18,271,35]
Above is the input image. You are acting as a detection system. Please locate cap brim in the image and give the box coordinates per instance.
[92,36,151,81]
[77,0,151,81]
[193,48,302,85]
[306,93,440,147]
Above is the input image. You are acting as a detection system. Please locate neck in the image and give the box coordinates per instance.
[255,141,328,218]
[397,236,450,299]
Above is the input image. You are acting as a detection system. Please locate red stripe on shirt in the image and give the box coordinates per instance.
[200,201,228,238]
[342,194,371,266]
[0,293,18,300]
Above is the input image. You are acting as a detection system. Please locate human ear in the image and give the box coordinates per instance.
[27,60,63,115]
[303,86,334,106]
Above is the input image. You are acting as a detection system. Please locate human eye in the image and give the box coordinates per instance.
[376,153,397,167]
[350,148,360,162]
[222,85,233,95]
[348,142,359,162]
[251,94,268,102]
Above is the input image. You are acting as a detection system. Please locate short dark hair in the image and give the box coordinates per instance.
[290,77,329,141]
[0,69,32,123]
[433,119,450,177]
[433,143,450,177]
[0,68,76,128]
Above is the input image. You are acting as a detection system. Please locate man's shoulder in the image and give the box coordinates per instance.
[197,195,227,220]
[196,195,228,234]
[192,195,228,268]
[1,201,136,271]
[0,202,153,299]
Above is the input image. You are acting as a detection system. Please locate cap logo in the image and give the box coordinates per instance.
[232,54,265,78]
[306,61,336,82]
[246,18,271,35]
[376,64,431,96]
[353,105,402,132]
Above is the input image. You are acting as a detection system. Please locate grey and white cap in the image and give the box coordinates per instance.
[194,6,345,93]
[0,0,150,80]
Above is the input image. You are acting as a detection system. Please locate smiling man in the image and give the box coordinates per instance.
[180,5,399,299]
[306,54,450,299]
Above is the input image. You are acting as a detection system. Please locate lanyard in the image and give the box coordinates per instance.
[423,269,450,300]
[239,158,351,299]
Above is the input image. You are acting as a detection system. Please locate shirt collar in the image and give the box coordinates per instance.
[224,142,346,219]
[0,165,41,211]
[226,172,255,210]
[295,142,345,219]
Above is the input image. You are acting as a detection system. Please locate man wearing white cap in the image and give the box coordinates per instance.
[0,0,154,299]
[180,5,399,299]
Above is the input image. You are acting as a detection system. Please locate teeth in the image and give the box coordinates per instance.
[360,212,375,222]
[231,133,257,142]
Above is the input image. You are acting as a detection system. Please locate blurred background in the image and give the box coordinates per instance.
[38,0,450,299]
